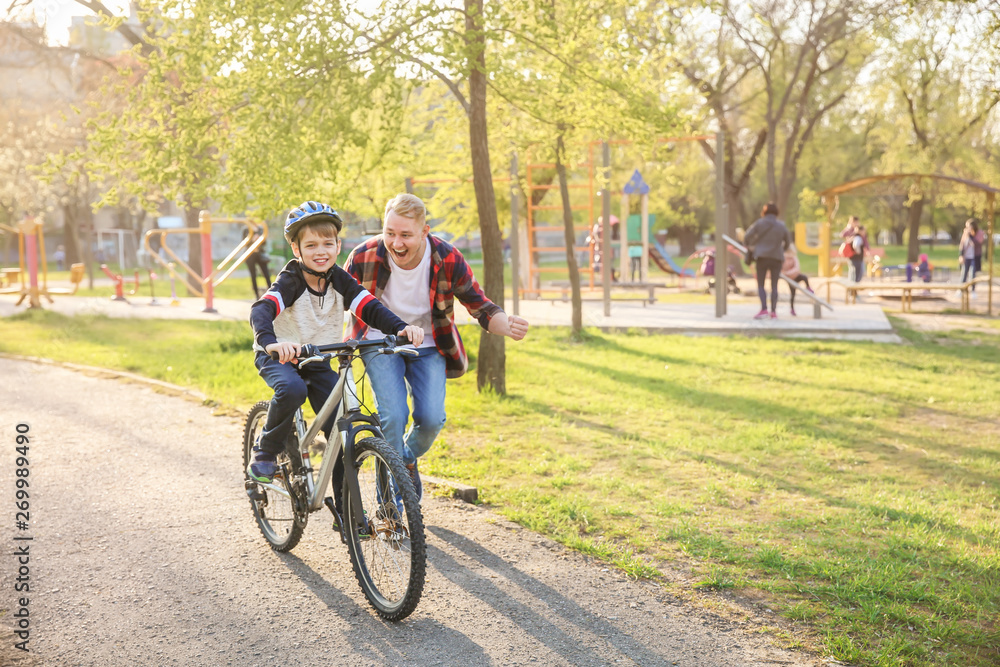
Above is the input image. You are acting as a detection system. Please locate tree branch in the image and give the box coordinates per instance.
[71,0,152,56]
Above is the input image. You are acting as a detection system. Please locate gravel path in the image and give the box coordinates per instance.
[0,358,830,666]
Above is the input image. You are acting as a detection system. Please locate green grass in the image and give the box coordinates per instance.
[0,310,998,666]
[0,310,259,408]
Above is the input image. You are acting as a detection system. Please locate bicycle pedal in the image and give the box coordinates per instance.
[244,481,267,502]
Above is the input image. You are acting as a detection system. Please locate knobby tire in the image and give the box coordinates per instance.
[343,436,426,621]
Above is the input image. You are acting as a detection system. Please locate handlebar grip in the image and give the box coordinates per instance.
[269,343,319,362]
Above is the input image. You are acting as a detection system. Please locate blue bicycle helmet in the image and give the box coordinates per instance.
[284,201,343,244]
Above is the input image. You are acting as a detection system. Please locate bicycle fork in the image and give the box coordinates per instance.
[325,411,385,543]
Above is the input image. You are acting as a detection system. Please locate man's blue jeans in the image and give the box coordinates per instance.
[361,345,447,465]
[255,351,338,456]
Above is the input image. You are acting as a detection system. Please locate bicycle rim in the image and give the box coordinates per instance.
[343,437,426,621]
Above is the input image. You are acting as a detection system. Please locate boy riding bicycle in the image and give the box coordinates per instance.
[248,201,424,483]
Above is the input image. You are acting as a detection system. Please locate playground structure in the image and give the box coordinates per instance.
[0,218,85,308]
[649,236,696,278]
[143,212,267,313]
[407,134,727,317]
[816,174,997,315]
[519,137,716,307]
[99,265,152,302]
[96,228,142,270]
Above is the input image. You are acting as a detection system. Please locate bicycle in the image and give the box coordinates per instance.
[242,336,425,621]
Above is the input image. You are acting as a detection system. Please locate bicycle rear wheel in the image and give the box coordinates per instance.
[342,436,426,621]
[243,401,305,552]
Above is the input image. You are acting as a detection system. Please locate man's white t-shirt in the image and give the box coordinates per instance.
[365,241,436,347]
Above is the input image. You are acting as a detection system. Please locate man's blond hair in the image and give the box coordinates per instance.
[384,193,427,225]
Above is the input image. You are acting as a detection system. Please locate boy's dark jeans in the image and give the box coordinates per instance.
[255,351,339,455]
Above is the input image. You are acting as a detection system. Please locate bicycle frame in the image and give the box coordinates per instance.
[249,339,396,531]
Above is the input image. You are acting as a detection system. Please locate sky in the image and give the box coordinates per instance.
[32,0,130,45]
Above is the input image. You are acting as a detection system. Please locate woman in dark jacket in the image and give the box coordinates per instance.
[745,202,792,319]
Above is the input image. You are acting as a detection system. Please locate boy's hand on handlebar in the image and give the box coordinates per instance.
[265,341,301,364]
[397,325,425,347]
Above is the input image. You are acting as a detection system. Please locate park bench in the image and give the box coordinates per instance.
[838,275,1000,313]
[543,280,667,306]
[1,267,20,287]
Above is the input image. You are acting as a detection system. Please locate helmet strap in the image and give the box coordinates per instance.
[298,261,333,307]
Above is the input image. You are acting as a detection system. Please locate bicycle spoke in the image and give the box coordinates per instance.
[343,437,425,620]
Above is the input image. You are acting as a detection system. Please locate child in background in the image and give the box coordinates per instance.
[782,245,811,317]
[916,254,932,283]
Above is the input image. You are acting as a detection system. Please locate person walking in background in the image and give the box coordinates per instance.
[838,215,865,282]
[840,215,860,242]
[586,216,618,282]
[959,218,981,296]
[745,202,792,320]
[244,222,273,299]
[53,245,66,271]
[782,245,811,317]
[972,219,986,275]
[849,224,868,283]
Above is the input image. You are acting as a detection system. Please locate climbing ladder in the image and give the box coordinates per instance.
[522,157,597,297]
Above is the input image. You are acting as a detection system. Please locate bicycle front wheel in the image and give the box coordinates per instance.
[243,401,305,552]
[343,437,426,621]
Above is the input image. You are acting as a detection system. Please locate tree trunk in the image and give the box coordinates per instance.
[676,226,699,257]
[700,135,752,239]
[555,134,582,336]
[466,0,506,395]
[82,205,96,289]
[62,203,83,265]
[906,198,924,264]
[891,209,908,246]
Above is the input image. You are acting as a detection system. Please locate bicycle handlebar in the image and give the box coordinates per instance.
[269,335,417,362]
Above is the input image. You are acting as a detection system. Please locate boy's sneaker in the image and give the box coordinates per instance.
[407,461,423,503]
[753,309,769,320]
[247,447,278,483]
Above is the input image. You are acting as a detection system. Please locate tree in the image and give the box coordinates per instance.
[867,2,1000,261]
[634,0,890,234]
[480,0,683,336]
[333,0,512,390]
[0,19,102,277]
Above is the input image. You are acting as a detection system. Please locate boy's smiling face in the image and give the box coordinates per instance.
[292,226,340,273]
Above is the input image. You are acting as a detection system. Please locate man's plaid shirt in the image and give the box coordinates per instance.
[344,234,501,379]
